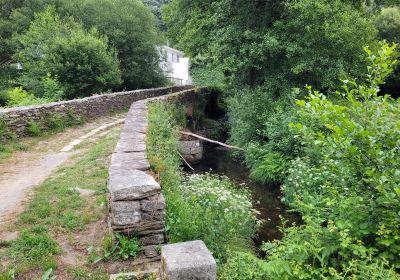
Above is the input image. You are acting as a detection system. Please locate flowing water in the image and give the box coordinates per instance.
[187,144,300,249]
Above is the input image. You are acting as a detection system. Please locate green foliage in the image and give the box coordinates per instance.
[114,234,142,261]
[171,174,257,262]
[144,0,171,31]
[40,74,65,101]
[0,0,166,96]
[375,6,400,44]
[66,0,167,90]
[0,90,10,107]
[249,149,290,184]
[147,101,256,264]
[90,234,143,263]
[219,252,270,280]
[5,87,48,107]
[0,269,15,280]
[45,113,65,131]
[26,120,42,136]
[9,226,59,269]
[374,6,400,96]
[16,6,122,99]
[164,0,377,89]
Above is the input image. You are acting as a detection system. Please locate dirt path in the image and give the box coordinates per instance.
[0,115,125,229]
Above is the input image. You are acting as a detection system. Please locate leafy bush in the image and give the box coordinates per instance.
[375,6,400,44]
[114,234,143,261]
[228,87,304,183]
[248,148,290,184]
[257,42,400,279]
[45,113,66,131]
[26,120,42,136]
[16,6,122,99]
[147,101,257,263]
[67,0,167,90]
[171,174,257,261]
[0,90,10,107]
[40,74,65,101]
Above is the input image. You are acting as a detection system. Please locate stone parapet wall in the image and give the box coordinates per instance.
[0,85,193,137]
[108,88,197,261]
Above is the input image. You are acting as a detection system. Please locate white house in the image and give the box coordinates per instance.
[159,45,192,86]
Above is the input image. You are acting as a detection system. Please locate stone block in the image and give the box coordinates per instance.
[141,194,166,212]
[161,241,217,280]
[140,233,165,246]
[142,211,166,223]
[144,245,161,258]
[110,201,141,226]
[108,169,160,201]
[115,139,146,153]
[110,152,150,171]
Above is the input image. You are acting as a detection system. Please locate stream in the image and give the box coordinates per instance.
[186,144,300,250]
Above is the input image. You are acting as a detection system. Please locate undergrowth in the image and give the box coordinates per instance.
[147,101,257,265]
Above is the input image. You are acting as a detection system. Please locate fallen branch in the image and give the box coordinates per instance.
[178,151,195,171]
[179,131,243,151]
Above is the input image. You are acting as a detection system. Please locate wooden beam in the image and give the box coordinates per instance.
[179,131,243,151]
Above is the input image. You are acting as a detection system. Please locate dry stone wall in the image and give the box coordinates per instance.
[108,88,197,261]
[0,86,192,137]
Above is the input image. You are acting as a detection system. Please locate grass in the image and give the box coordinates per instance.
[0,126,121,279]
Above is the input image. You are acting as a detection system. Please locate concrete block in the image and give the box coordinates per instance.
[161,240,217,280]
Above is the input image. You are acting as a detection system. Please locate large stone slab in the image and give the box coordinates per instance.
[161,241,217,280]
[115,138,146,153]
[108,169,160,201]
[110,201,141,226]
[110,153,150,171]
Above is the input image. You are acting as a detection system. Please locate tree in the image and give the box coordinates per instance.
[375,6,400,97]
[0,0,167,93]
[163,0,377,89]
[144,0,171,31]
[66,0,167,90]
[16,7,122,99]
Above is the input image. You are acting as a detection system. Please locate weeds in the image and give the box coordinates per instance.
[90,234,143,263]
[26,120,42,136]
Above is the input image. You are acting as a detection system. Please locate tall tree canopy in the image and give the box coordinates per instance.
[0,0,166,97]
[163,0,378,91]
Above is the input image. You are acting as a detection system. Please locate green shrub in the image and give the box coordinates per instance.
[16,6,122,99]
[26,120,42,136]
[45,113,66,131]
[114,234,143,261]
[147,101,257,264]
[66,110,85,126]
[0,90,10,107]
[375,6,400,44]
[6,87,49,107]
[170,174,257,261]
[41,74,65,101]
[219,252,270,280]
[6,87,30,106]
[249,149,290,184]
[89,234,143,263]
